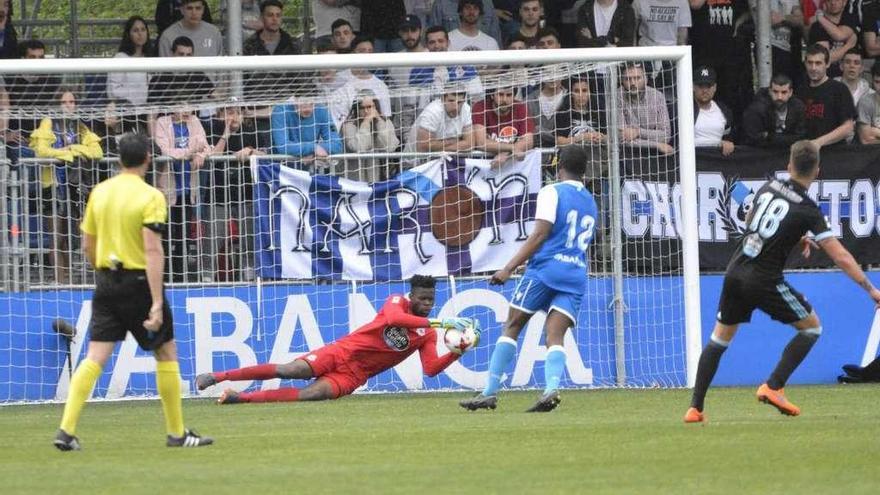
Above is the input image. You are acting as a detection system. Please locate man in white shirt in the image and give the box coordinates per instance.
[404,89,476,160]
[449,0,501,51]
[693,66,735,155]
[158,0,223,57]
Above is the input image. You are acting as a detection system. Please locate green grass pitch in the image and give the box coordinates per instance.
[2,386,879,494]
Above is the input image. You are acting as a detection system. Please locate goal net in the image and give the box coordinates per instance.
[0,46,699,404]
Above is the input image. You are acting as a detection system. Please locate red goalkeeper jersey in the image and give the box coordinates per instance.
[332,295,458,379]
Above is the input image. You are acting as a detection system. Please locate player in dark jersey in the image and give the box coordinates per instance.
[195,275,478,403]
[684,140,880,423]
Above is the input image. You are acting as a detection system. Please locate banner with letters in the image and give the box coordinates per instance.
[622,146,880,271]
[252,151,542,280]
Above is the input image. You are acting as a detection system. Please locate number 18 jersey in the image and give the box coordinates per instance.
[525,180,598,295]
[727,179,832,280]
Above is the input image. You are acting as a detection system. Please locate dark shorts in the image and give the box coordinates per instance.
[90,270,174,351]
[716,274,813,325]
[296,344,366,399]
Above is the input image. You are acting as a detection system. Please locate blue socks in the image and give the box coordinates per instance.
[483,336,517,397]
[544,345,566,394]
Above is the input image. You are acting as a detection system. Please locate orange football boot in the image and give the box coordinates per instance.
[756,383,800,416]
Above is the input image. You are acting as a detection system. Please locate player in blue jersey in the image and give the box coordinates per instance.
[460,145,598,412]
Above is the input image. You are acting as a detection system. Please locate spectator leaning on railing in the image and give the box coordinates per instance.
[342,90,400,182]
[741,73,807,148]
[692,66,735,156]
[617,62,673,155]
[153,104,211,282]
[29,87,104,285]
[270,96,343,168]
[797,43,855,147]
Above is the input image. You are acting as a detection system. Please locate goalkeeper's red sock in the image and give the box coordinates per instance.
[239,388,300,403]
[215,364,278,383]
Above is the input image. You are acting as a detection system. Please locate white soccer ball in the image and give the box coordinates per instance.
[444,326,478,355]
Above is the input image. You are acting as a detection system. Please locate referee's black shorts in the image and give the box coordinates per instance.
[716,272,813,325]
[90,270,174,351]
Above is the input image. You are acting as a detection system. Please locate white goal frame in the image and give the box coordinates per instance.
[0,45,702,393]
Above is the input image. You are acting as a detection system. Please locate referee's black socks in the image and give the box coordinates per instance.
[767,328,821,390]
[690,337,730,412]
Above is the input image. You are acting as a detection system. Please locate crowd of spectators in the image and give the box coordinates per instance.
[4,0,880,285]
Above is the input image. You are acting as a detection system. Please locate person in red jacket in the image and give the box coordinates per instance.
[196,275,479,403]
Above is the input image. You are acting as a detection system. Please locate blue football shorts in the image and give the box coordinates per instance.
[508,270,583,325]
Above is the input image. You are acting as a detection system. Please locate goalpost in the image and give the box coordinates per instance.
[0,45,700,404]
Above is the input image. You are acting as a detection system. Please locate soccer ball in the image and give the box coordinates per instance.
[444,326,478,355]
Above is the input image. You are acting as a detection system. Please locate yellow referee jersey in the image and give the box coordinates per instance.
[80,173,167,270]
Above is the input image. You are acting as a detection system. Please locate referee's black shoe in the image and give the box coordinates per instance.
[167,428,214,448]
[525,390,561,413]
[53,429,81,451]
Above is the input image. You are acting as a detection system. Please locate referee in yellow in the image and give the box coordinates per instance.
[54,133,212,450]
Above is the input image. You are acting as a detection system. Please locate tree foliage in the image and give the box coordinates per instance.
[16,0,305,57]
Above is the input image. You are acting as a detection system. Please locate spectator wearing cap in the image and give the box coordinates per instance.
[448,0,500,51]
[431,0,502,47]
[693,66,735,156]
[389,15,429,142]
[360,0,407,53]
[390,15,428,90]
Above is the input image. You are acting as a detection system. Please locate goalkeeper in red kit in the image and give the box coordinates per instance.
[195,275,479,403]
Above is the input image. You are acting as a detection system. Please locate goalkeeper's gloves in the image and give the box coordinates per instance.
[428,317,472,331]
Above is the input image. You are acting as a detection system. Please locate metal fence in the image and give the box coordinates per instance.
[0,148,563,292]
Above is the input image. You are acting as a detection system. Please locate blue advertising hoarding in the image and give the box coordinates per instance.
[1,271,877,402]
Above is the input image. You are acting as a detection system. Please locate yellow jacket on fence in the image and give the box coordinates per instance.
[29,117,104,188]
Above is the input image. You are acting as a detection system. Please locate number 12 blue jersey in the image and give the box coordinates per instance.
[525,180,598,295]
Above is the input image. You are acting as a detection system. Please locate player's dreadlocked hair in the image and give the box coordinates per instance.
[410,275,437,290]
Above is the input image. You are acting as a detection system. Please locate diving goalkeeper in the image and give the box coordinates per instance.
[196,275,478,403]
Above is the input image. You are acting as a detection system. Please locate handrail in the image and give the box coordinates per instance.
[14,149,559,168]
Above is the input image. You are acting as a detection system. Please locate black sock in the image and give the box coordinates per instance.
[767,332,820,389]
[861,356,880,380]
[690,340,728,411]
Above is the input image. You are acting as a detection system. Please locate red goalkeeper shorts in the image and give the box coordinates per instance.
[297,344,366,398]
